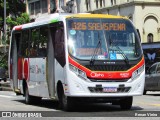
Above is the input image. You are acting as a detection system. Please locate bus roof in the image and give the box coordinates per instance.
[13,13,128,31]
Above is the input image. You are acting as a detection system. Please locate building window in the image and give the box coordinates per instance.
[111,0,116,5]
[30,3,34,15]
[147,33,153,43]
[42,0,48,13]
[29,0,50,16]
[50,0,56,13]
[100,0,105,7]
[111,0,113,5]
[35,1,40,15]
[95,0,105,8]
[86,0,91,11]
[59,0,64,9]
[76,0,81,13]
[114,0,116,4]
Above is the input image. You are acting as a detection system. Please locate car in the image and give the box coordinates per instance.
[0,67,7,82]
[143,62,160,95]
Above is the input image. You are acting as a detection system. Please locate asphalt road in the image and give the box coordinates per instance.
[0,91,160,119]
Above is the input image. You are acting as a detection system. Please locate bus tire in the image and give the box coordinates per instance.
[62,94,74,111]
[58,85,74,111]
[143,90,147,95]
[24,86,33,104]
[120,97,133,110]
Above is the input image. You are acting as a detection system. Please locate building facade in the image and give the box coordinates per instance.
[75,0,160,43]
[25,0,160,43]
[26,0,67,19]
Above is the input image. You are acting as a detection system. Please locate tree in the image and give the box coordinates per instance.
[7,13,30,29]
[0,51,8,69]
[0,0,26,33]
[6,12,30,45]
[0,0,27,71]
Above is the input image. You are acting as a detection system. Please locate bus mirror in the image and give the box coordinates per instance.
[136,29,141,42]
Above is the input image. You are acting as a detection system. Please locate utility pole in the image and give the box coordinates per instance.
[4,0,6,53]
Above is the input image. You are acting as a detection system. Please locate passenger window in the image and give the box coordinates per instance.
[21,30,29,57]
[50,22,65,67]
[14,33,21,57]
[29,28,39,57]
[55,27,64,56]
[37,26,48,57]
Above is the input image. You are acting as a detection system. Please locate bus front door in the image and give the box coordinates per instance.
[12,33,21,92]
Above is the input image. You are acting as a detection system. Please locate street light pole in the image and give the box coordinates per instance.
[4,0,6,53]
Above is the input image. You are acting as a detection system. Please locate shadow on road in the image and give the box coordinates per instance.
[144,94,160,96]
[13,98,143,112]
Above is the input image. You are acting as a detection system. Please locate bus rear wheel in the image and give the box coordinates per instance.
[25,86,33,104]
[24,86,41,104]
[120,97,133,110]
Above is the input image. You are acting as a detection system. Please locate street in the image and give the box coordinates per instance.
[0,91,160,117]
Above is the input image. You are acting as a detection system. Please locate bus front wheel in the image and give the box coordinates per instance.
[58,85,74,111]
[120,97,133,110]
[143,90,147,95]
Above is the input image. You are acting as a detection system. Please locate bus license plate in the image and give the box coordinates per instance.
[103,87,117,93]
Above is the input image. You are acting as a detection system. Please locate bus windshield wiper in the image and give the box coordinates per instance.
[113,45,130,66]
[90,33,102,66]
[109,36,130,66]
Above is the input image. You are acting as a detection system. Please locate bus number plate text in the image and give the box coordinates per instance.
[103,87,117,93]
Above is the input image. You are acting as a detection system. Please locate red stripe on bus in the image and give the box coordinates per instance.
[23,59,29,81]
[18,58,23,80]
[15,25,22,31]
[68,56,144,80]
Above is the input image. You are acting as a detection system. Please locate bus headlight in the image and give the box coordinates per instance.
[132,65,144,80]
[69,64,87,79]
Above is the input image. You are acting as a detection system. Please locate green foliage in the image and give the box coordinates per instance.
[16,13,30,25]
[0,1,27,70]
[0,0,26,30]
[7,13,30,28]
[0,51,8,69]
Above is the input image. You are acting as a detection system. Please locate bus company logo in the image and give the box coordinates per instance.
[120,73,129,78]
[90,72,104,78]
[107,73,112,78]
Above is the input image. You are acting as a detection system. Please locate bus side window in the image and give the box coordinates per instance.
[21,30,29,57]
[14,33,21,56]
[37,26,48,57]
[50,22,65,67]
[55,27,64,56]
[29,28,39,57]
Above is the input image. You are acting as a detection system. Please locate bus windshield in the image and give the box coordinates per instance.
[67,18,142,61]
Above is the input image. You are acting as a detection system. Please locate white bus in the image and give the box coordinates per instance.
[9,13,145,111]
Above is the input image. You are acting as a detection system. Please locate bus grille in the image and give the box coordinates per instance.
[85,65,131,71]
[88,87,131,93]
[88,78,129,82]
